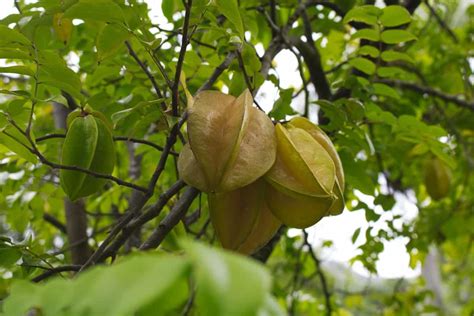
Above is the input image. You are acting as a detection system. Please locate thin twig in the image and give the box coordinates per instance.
[31,265,81,283]
[171,0,193,116]
[36,133,179,156]
[423,0,458,43]
[198,51,237,92]
[5,119,148,193]
[43,213,67,234]
[37,153,148,193]
[125,40,167,110]
[99,180,187,260]
[303,230,332,316]
[374,78,474,111]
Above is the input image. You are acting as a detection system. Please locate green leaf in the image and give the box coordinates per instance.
[269,88,295,120]
[372,83,399,99]
[380,6,411,27]
[0,48,33,60]
[377,66,404,78]
[374,194,396,210]
[343,5,381,26]
[380,30,417,44]
[3,254,190,316]
[352,227,361,243]
[112,99,165,137]
[340,152,375,194]
[0,66,34,77]
[161,0,176,21]
[0,129,37,163]
[214,0,245,38]
[380,50,414,63]
[365,208,381,222]
[358,45,379,58]
[366,102,397,126]
[0,244,22,268]
[64,0,125,23]
[0,25,31,46]
[97,24,130,61]
[0,90,30,98]
[38,51,83,101]
[183,241,273,316]
[343,98,365,122]
[349,57,376,75]
[315,100,347,131]
[352,29,380,42]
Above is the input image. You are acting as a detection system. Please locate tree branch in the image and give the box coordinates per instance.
[171,0,193,116]
[43,213,67,234]
[100,180,187,259]
[31,265,81,283]
[197,51,237,92]
[140,186,199,250]
[37,153,148,193]
[374,78,474,111]
[4,118,149,193]
[125,40,166,110]
[423,0,458,43]
[252,226,286,262]
[35,134,179,156]
[303,230,332,316]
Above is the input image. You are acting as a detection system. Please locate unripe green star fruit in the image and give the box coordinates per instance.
[208,180,281,254]
[424,157,451,201]
[264,118,345,228]
[60,109,116,201]
[178,89,276,193]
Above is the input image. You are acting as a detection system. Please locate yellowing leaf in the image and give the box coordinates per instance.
[53,13,73,44]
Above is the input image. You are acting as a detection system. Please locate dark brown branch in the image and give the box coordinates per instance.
[236,49,254,92]
[79,202,144,271]
[146,115,186,193]
[100,180,187,259]
[198,51,237,92]
[325,61,349,74]
[252,226,286,262]
[374,78,474,111]
[35,133,65,142]
[43,213,67,234]
[291,37,332,100]
[114,136,179,156]
[236,49,265,111]
[31,265,81,283]
[14,0,22,13]
[37,154,148,193]
[35,134,179,156]
[5,119,148,193]
[171,0,193,116]
[140,187,199,250]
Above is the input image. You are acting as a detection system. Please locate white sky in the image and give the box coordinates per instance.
[0,0,425,279]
